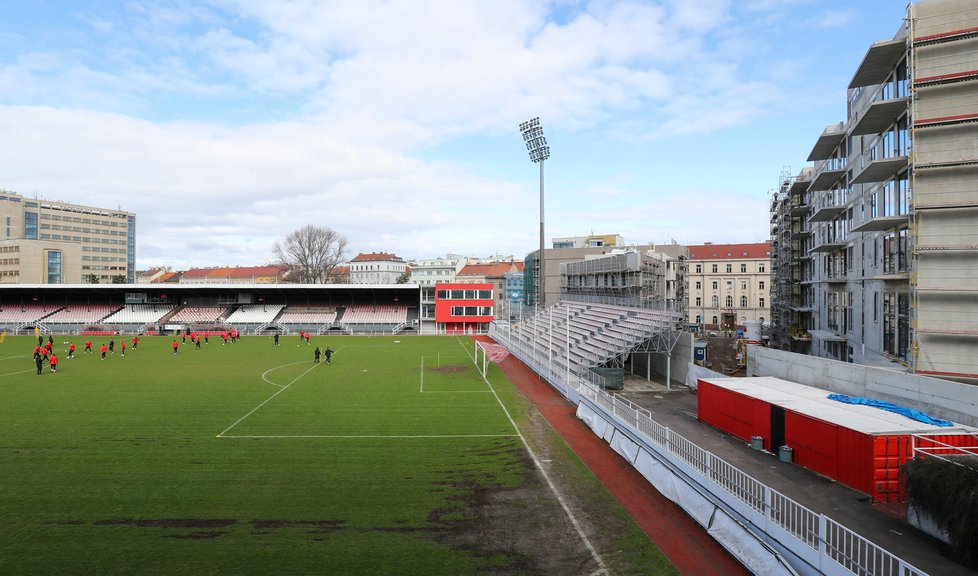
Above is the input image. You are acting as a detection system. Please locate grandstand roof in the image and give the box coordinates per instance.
[687,242,771,260]
[351,252,404,263]
[457,262,523,278]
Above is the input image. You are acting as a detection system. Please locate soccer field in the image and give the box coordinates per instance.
[0,334,676,575]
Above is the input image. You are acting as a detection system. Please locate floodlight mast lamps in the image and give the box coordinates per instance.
[520,117,550,309]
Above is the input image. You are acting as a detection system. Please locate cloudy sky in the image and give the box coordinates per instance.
[0,0,906,269]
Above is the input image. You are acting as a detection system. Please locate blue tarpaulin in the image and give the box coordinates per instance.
[827,394,954,427]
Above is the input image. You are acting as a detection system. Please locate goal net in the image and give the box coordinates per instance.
[473,341,510,377]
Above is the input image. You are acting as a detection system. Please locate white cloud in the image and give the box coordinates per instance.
[0,0,865,269]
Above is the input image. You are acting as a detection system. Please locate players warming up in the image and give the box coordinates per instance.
[132,336,139,351]
[49,352,58,373]
[68,342,75,358]
[100,343,107,359]
[85,340,93,353]
[314,346,321,363]
[324,347,333,365]
[120,340,126,357]
[172,339,179,354]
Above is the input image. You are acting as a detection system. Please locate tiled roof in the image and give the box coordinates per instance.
[351,252,404,263]
[458,262,523,278]
[687,242,771,260]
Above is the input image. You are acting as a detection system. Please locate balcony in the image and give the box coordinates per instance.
[848,38,906,89]
[808,191,847,222]
[790,200,810,217]
[810,237,847,253]
[849,97,908,136]
[808,162,846,192]
[851,155,908,185]
[806,123,847,162]
[850,213,907,233]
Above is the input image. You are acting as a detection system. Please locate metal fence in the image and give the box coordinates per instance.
[488,322,928,576]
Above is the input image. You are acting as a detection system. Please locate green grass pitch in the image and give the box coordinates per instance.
[0,334,676,575]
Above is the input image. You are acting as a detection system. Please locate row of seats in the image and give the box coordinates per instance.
[509,301,676,375]
[41,305,122,324]
[341,305,408,325]
[102,304,176,324]
[225,304,284,324]
[278,308,338,324]
[0,304,62,323]
[168,306,229,323]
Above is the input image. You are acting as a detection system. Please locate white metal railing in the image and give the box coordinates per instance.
[488,322,929,576]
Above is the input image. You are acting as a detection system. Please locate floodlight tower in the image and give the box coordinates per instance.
[519,117,550,308]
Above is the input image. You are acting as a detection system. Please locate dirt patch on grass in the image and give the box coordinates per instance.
[93,519,237,529]
[250,520,345,535]
[429,365,469,374]
[168,531,228,540]
[424,435,605,575]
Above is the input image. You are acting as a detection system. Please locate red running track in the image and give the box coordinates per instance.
[479,337,749,576]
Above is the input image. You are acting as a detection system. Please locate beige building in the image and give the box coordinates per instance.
[0,190,135,284]
[687,242,771,330]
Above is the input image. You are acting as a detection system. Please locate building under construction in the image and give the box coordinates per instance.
[769,0,978,381]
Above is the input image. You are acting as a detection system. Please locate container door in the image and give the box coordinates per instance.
[770,405,785,452]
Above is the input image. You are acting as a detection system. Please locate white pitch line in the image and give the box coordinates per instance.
[220,434,520,439]
[217,362,320,437]
[473,341,609,575]
[0,368,39,379]
[261,361,312,388]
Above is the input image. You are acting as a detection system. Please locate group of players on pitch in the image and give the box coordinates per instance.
[32,330,334,375]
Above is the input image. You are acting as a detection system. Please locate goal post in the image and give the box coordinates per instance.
[473,341,511,378]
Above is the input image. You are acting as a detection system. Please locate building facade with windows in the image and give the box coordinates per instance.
[349,252,408,284]
[0,190,135,284]
[433,282,494,333]
[770,1,978,380]
[687,242,771,330]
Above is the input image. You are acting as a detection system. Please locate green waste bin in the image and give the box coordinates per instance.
[778,446,794,463]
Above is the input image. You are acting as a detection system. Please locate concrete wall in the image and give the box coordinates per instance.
[630,331,692,387]
[747,345,978,427]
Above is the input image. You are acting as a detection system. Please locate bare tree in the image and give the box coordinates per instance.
[273,225,349,284]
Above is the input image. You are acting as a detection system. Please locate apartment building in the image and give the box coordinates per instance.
[770,0,978,380]
[349,252,408,284]
[0,190,135,284]
[687,242,771,331]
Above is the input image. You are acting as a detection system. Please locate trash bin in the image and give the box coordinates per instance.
[778,446,794,463]
[751,436,764,451]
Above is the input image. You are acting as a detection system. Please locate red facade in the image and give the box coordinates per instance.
[434,283,494,333]
[697,379,976,503]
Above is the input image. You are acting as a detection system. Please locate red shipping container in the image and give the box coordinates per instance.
[697,377,977,502]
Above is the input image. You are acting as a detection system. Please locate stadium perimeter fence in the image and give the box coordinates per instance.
[486,321,928,576]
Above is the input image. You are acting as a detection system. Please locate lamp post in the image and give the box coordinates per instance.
[519,117,550,308]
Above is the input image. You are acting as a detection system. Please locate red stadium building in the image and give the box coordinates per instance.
[434,283,494,334]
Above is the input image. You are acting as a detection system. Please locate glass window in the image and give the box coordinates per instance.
[740,295,748,307]
[478,290,492,299]
[437,290,448,299]
[725,295,733,307]
[712,281,718,290]
[24,211,38,240]
[695,281,701,290]
[47,250,62,284]
[695,264,702,273]
[759,264,766,273]
[740,264,747,273]
[759,281,765,290]
[464,290,476,299]
[695,297,702,306]
[451,290,464,299]
[726,264,732,273]
[711,264,718,273]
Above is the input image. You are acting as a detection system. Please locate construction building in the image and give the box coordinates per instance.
[0,189,135,284]
[560,244,687,314]
[769,0,978,380]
